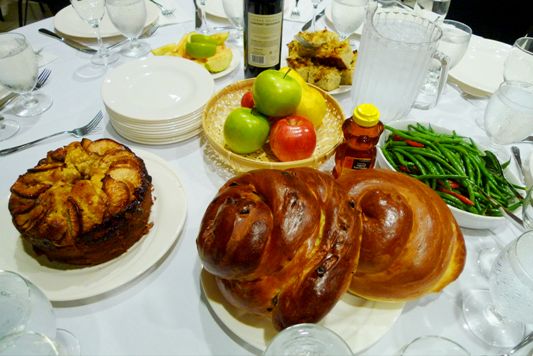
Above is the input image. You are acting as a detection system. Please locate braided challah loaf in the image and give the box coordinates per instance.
[337,169,466,301]
[197,167,362,330]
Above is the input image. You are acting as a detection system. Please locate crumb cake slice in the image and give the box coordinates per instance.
[8,138,153,266]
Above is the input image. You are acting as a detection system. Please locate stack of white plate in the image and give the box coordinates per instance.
[102,56,215,145]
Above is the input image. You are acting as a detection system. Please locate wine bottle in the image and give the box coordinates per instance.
[243,0,284,78]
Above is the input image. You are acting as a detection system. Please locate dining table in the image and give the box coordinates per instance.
[0,0,532,355]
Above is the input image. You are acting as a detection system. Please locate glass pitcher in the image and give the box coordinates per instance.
[350,0,449,123]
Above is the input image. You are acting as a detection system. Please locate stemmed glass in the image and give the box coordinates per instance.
[106,0,150,57]
[504,36,533,84]
[310,0,321,32]
[222,0,243,46]
[462,230,533,347]
[0,33,52,127]
[70,0,119,65]
[438,20,471,69]
[414,0,451,22]
[196,0,211,34]
[331,0,367,42]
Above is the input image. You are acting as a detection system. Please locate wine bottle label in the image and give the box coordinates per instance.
[247,12,283,68]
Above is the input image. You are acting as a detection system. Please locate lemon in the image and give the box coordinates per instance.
[279,66,307,89]
[151,43,178,56]
[294,86,327,127]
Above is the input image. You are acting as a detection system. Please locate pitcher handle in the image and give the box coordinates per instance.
[413,50,450,110]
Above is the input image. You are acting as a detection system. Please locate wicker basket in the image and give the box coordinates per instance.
[202,79,345,172]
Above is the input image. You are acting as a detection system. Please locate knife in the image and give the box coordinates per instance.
[301,9,325,31]
[38,28,97,54]
[193,0,202,30]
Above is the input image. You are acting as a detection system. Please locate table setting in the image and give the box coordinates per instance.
[1,0,533,355]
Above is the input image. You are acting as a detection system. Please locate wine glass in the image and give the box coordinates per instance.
[0,33,52,122]
[483,81,533,145]
[197,0,211,34]
[438,20,471,69]
[504,36,533,84]
[399,336,470,356]
[222,0,244,46]
[70,0,119,65]
[331,0,367,42]
[106,0,150,57]
[0,329,80,356]
[414,0,451,22]
[263,324,353,356]
[310,0,321,32]
[462,230,533,347]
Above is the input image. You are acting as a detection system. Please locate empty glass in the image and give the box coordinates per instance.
[438,20,471,69]
[310,0,321,32]
[331,0,368,41]
[263,324,353,356]
[504,37,533,84]
[414,0,451,22]
[70,0,119,65]
[222,0,244,46]
[0,329,80,356]
[483,81,533,145]
[463,230,533,347]
[0,33,52,121]
[106,0,150,57]
[196,0,210,34]
[400,336,469,356]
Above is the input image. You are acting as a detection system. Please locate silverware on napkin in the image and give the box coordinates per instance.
[38,28,97,54]
[301,9,325,31]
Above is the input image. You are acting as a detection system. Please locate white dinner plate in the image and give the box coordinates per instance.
[200,0,290,19]
[211,47,241,80]
[201,269,404,353]
[113,124,202,145]
[54,0,159,39]
[448,35,512,97]
[102,56,214,122]
[0,150,187,302]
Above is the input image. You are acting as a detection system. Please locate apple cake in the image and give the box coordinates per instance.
[8,138,153,266]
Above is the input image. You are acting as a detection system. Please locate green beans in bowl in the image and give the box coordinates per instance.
[376,121,525,230]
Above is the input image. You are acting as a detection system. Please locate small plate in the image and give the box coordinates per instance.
[102,56,214,122]
[0,150,187,302]
[211,47,241,80]
[54,0,159,39]
[201,269,404,353]
[448,35,512,97]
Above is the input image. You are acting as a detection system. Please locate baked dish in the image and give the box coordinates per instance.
[8,138,153,266]
[286,29,357,92]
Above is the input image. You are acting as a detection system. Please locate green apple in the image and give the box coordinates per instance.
[224,107,270,154]
[189,34,219,45]
[252,69,302,117]
[186,41,217,59]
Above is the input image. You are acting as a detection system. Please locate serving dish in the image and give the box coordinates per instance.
[0,150,186,302]
[376,121,521,230]
[202,78,345,172]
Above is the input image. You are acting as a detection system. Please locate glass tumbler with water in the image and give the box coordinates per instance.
[263,323,353,356]
[350,1,448,122]
[106,0,150,57]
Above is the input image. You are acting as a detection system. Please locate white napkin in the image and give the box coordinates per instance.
[155,0,190,25]
[285,0,328,23]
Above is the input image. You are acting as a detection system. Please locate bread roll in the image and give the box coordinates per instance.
[197,168,362,330]
[337,169,466,301]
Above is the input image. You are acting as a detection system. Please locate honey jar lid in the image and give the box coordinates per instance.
[353,103,380,127]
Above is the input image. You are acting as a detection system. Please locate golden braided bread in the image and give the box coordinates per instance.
[197,167,362,330]
[337,169,466,301]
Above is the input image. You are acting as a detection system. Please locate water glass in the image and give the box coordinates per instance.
[0,329,80,356]
[483,81,533,145]
[414,0,451,22]
[438,20,471,69]
[331,0,368,41]
[462,230,533,347]
[504,37,533,84]
[263,324,353,356]
[400,335,469,356]
[70,0,119,65]
[222,0,244,46]
[0,33,52,119]
[106,0,150,57]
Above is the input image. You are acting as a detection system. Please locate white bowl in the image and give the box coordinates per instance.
[376,120,520,230]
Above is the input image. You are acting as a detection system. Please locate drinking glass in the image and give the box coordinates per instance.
[0,33,52,121]
[331,0,367,41]
[197,0,210,34]
[222,0,243,46]
[70,0,119,65]
[483,81,533,145]
[462,230,533,347]
[414,0,451,22]
[504,37,533,84]
[399,335,470,356]
[0,271,56,340]
[0,329,80,356]
[310,0,321,32]
[263,324,353,356]
[438,20,471,69]
[106,0,150,57]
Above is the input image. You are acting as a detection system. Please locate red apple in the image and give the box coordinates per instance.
[269,115,317,162]
[241,91,254,108]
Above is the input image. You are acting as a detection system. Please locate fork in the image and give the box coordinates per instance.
[0,68,52,111]
[149,0,175,16]
[0,111,103,156]
[291,0,301,18]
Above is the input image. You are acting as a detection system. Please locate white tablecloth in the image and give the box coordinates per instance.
[1,2,532,355]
